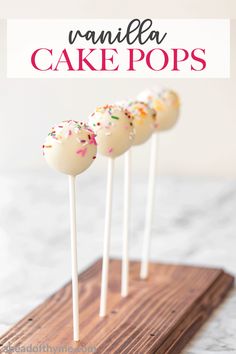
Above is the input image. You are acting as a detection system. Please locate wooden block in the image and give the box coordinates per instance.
[0,259,234,353]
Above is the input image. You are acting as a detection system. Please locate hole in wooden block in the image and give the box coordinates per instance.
[150,333,155,337]
[28,318,33,321]
[111,309,118,314]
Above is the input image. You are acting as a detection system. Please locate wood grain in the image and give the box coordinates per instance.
[0,259,234,354]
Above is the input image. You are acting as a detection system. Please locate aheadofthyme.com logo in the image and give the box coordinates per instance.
[0,342,97,353]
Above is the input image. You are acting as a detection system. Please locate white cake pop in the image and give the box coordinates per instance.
[43,120,97,176]
[137,88,180,131]
[88,104,135,158]
[138,88,181,280]
[88,104,134,317]
[113,100,156,299]
[122,101,156,145]
[43,119,97,341]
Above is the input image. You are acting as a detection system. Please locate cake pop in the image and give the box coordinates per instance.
[89,104,135,316]
[137,88,181,279]
[43,120,97,175]
[124,100,156,145]
[89,104,134,158]
[43,120,97,341]
[137,88,180,131]
[118,100,156,297]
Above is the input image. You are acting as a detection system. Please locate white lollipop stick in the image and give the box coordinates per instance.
[140,133,158,279]
[100,157,114,317]
[43,120,97,342]
[121,149,131,297]
[68,175,79,341]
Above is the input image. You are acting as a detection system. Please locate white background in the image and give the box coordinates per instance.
[0,0,236,177]
[7,19,230,78]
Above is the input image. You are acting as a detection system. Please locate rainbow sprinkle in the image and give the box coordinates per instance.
[76,147,87,157]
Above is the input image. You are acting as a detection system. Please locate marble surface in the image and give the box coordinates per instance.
[0,172,235,353]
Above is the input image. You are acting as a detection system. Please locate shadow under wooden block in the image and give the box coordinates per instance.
[0,259,234,354]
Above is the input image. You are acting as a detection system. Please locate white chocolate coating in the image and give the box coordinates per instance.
[43,120,97,176]
[137,88,180,131]
[88,105,135,158]
[122,101,156,145]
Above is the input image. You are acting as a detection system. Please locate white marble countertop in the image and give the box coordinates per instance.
[0,172,235,353]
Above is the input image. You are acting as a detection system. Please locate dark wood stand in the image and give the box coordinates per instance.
[0,259,234,353]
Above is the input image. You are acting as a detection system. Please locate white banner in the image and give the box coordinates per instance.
[7,18,230,78]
